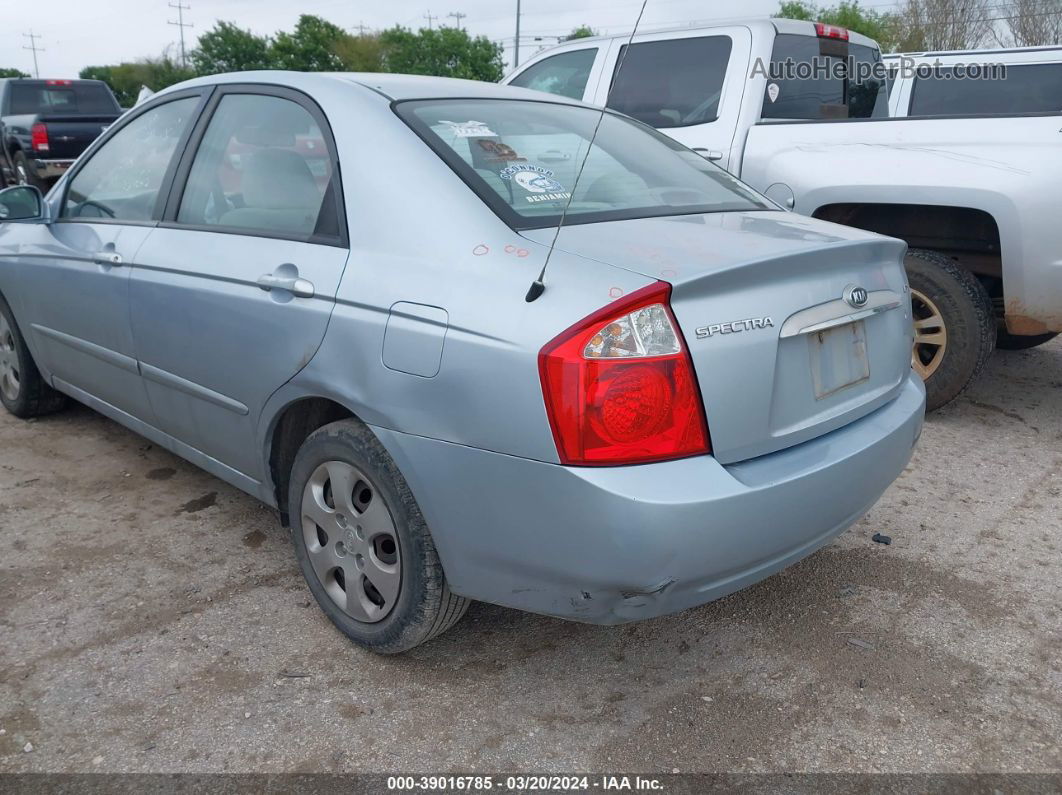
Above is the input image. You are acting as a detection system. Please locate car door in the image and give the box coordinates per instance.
[129,86,349,481]
[592,28,752,171]
[10,92,205,420]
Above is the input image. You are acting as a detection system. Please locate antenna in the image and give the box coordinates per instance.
[448,11,467,30]
[22,31,44,79]
[168,1,194,69]
[525,0,649,302]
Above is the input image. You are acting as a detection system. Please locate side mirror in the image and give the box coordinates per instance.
[0,185,47,223]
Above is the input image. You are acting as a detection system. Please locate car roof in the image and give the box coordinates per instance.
[156,70,584,105]
[884,44,1062,59]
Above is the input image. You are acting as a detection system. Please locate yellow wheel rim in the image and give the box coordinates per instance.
[911,288,947,380]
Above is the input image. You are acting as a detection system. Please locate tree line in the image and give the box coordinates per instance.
[780,0,1062,52]
[80,15,507,107]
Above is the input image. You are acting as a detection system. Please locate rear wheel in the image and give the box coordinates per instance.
[996,329,1058,351]
[288,419,469,654]
[0,295,67,418]
[905,249,995,412]
[12,151,45,191]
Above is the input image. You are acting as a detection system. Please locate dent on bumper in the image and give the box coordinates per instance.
[373,372,925,624]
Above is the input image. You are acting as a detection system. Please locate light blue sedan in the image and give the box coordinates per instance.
[0,72,924,653]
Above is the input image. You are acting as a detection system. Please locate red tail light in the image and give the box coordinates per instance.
[539,282,711,466]
[31,123,49,153]
[814,22,849,40]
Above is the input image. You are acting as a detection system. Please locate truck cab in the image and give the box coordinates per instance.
[506,18,888,173]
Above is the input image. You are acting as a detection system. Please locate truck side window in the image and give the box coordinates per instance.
[909,63,1062,116]
[509,49,598,100]
[62,97,198,222]
[607,36,733,129]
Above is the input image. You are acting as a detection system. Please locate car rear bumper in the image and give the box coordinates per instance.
[32,159,74,180]
[372,372,925,624]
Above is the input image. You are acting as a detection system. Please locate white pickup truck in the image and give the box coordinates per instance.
[504,19,1062,410]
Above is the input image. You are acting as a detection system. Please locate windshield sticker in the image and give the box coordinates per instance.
[500,164,567,194]
[766,83,780,103]
[440,119,497,138]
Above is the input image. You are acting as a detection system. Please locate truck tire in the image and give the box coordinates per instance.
[905,249,995,412]
[996,329,1058,351]
[0,294,68,418]
[288,418,470,654]
[12,151,45,190]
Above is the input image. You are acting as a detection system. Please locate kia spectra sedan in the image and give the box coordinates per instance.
[0,72,925,653]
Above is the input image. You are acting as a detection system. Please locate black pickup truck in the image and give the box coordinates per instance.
[0,78,122,189]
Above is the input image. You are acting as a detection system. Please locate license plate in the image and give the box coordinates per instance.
[809,321,869,400]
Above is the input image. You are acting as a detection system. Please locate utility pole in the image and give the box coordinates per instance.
[22,31,44,79]
[514,0,521,67]
[355,21,369,35]
[448,11,466,30]
[167,1,193,69]
[423,11,437,29]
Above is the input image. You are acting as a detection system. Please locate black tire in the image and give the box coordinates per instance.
[288,418,469,654]
[0,294,67,419]
[12,151,45,191]
[905,249,995,412]
[996,329,1058,351]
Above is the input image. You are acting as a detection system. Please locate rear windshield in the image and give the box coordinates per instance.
[9,82,119,115]
[761,33,888,120]
[909,63,1062,116]
[397,98,769,230]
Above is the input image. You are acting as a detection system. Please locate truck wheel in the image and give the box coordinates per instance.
[996,329,1058,351]
[288,419,470,654]
[0,295,68,418]
[12,151,44,190]
[905,249,994,412]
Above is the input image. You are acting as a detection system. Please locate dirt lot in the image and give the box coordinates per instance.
[1,341,1060,775]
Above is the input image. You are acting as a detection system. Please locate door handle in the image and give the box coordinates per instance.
[93,251,123,266]
[693,148,724,161]
[257,273,314,298]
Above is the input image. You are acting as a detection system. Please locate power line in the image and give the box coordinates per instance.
[22,31,44,79]
[423,10,438,29]
[167,1,193,69]
[448,11,467,30]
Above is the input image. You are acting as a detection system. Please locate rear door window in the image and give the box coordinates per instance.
[606,36,733,128]
[175,93,340,240]
[509,49,598,100]
[909,63,1062,116]
[761,34,887,119]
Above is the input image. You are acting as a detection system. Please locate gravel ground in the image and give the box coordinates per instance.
[1,341,1060,775]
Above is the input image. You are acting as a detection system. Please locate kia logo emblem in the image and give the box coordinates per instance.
[844,285,869,308]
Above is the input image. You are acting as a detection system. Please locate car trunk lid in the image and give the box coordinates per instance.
[521,211,913,464]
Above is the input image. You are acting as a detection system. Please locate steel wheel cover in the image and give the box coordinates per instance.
[301,460,401,623]
[0,313,20,402]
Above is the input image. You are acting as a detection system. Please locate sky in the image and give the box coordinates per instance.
[2,0,806,79]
